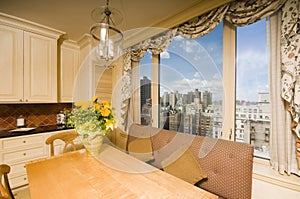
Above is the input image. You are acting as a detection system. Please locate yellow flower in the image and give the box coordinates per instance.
[100,107,110,117]
[102,101,110,108]
[71,96,116,136]
[94,103,101,110]
[81,102,90,110]
[92,96,98,102]
[74,101,84,107]
[105,118,115,131]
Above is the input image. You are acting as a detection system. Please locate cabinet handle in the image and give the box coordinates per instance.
[19,99,23,102]
[24,177,27,180]
[25,99,28,102]
[23,153,26,156]
[23,140,26,143]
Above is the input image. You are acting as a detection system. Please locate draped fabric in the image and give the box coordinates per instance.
[177,5,229,39]
[177,0,286,39]
[281,0,300,139]
[280,0,300,169]
[225,0,287,26]
[268,10,300,175]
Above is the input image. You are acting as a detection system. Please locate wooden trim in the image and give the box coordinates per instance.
[222,20,236,141]
[0,12,65,39]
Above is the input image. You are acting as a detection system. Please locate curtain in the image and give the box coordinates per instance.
[177,0,286,39]
[225,0,287,26]
[177,5,229,39]
[268,10,300,175]
[280,0,300,169]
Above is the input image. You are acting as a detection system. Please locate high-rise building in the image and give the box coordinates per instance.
[187,91,194,104]
[169,111,181,131]
[194,89,201,105]
[202,90,212,110]
[140,76,151,124]
[169,92,177,109]
[162,92,169,107]
[140,76,151,110]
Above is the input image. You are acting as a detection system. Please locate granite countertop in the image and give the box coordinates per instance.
[0,125,74,138]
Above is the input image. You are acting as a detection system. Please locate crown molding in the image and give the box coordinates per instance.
[0,12,65,39]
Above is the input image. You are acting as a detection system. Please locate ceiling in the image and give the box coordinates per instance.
[0,0,207,41]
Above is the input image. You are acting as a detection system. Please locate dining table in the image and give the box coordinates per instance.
[26,143,218,199]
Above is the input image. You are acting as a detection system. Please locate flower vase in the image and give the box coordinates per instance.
[82,134,104,156]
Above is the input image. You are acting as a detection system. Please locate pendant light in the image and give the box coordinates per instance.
[90,0,123,62]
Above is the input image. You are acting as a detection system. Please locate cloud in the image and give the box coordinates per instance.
[236,50,268,101]
[194,72,201,78]
[160,51,170,59]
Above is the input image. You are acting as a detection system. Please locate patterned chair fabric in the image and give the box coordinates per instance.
[129,123,254,199]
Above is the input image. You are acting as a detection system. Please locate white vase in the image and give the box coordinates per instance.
[82,134,104,156]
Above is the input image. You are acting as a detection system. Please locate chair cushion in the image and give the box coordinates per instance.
[128,138,154,162]
[161,145,207,184]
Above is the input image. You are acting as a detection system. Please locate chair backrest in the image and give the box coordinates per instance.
[0,164,14,199]
[126,124,154,163]
[45,130,78,156]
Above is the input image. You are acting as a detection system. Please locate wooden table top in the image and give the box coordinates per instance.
[26,144,217,199]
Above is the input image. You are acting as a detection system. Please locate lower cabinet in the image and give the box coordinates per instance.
[0,129,77,189]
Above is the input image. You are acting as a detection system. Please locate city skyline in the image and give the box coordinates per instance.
[140,19,268,103]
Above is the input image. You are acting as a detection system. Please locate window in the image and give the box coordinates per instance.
[159,22,223,137]
[138,19,270,160]
[236,19,270,159]
[140,51,152,125]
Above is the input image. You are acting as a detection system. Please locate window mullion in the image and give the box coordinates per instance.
[222,20,236,141]
[152,54,160,128]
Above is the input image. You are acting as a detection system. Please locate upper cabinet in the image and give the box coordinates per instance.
[0,13,64,103]
[59,41,80,102]
[23,31,58,102]
[0,25,23,102]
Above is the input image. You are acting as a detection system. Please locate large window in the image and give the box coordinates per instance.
[138,19,270,159]
[235,19,270,159]
[159,22,223,138]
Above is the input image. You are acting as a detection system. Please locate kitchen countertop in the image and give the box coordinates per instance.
[0,125,74,138]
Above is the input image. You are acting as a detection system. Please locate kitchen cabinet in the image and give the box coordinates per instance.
[0,25,23,102]
[0,14,64,103]
[0,129,78,189]
[59,41,80,102]
[0,133,48,188]
[23,31,58,102]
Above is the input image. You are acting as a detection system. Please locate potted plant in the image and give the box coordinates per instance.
[70,96,116,156]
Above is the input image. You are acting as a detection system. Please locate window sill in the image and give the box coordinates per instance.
[253,158,300,192]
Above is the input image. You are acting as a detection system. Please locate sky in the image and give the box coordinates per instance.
[140,19,269,102]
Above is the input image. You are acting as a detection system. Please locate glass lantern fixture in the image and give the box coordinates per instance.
[90,0,123,61]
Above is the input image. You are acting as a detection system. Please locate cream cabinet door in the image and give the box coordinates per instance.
[0,25,23,102]
[23,32,57,102]
[60,42,79,102]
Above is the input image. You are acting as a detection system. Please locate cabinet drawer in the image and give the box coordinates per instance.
[10,162,27,176]
[9,174,28,189]
[2,134,44,150]
[2,146,46,163]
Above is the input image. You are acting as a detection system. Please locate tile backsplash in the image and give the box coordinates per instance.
[0,103,73,130]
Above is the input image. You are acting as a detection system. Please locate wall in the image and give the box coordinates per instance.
[0,103,72,130]
[252,178,300,199]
